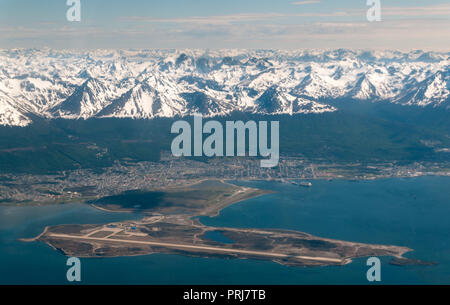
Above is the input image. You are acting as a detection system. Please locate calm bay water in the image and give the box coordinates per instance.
[0,176,449,284]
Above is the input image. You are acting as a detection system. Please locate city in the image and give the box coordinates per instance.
[1,151,448,205]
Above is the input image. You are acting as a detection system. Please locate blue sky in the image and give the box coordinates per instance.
[0,0,449,49]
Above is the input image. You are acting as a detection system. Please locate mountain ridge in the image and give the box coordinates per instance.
[0,49,448,126]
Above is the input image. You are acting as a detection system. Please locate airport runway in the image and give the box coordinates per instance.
[48,233,346,264]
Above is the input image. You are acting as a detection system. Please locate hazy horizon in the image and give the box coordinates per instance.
[0,0,449,50]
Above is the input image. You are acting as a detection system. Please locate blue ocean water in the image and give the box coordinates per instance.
[203,230,235,244]
[0,176,449,284]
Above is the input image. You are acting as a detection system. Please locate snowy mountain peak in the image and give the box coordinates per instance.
[0,49,448,126]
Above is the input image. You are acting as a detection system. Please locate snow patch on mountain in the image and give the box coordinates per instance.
[0,96,31,127]
[0,49,448,126]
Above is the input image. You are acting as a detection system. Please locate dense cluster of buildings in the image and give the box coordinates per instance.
[0,152,448,204]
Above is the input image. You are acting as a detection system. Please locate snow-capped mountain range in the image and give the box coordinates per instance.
[0,49,448,127]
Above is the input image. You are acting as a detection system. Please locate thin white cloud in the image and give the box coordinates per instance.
[123,11,352,25]
[1,3,449,50]
[122,3,450,26]
[291,0,320,5]
[383,3,450,16]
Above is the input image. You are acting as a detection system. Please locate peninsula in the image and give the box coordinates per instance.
[29,180,421,267]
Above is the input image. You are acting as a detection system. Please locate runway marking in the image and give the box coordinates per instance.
[48,233,345,264]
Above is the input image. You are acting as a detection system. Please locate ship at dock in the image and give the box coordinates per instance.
[291,181,313,187]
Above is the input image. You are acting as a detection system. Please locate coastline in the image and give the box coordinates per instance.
[19,226,49,242]
[19,177,444,268]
